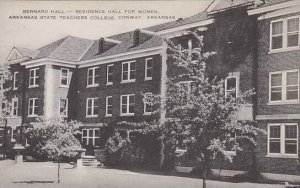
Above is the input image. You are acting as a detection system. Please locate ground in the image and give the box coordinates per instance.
[0,160,286,188]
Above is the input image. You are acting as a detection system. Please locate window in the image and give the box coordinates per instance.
[29,68,39,87]
[28,98,38,116]
[11,98,18,116]
[143,93,153,115]
[11,128,17,142]
[270,17,299,51]
[145,58,153,80]
[13,72,18,90]
[86,98,98,117]
[106,96,113,117]
[268,124,298,156]
[107,64,114,85]
[269,70,299,103]
[120,94,135,116]
[59,98,68,117]
[82,128,100,146]
[87,67,99,87]
[225,72,240,99]
[0,129,4,139]
[224,132,236,156]
[60,68,69,87]
[122,61,136,82]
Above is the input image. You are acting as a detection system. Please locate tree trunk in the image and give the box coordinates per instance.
[3,118,7,159]
[57,161,61,183]
[202,166,207,188]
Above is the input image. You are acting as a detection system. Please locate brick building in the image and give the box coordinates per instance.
[1,0,299,174]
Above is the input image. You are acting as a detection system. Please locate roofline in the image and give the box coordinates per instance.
[155,19,214,36]
[79,45,164,68]
[205,0,221,12]
[208,1,254,15]
[20,58,78,66]
[6,47,23,62]
[248,0,300,15]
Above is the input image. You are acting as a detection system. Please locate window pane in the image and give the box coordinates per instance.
[122,105,127,113]
[95,138,100,146]
[95,68,100,83]
[123,63,128,72]
[88,138,93,146]
[269,140,281,153]
[272,36,283,49]
[226,78,236,90]
[287,34,299,47]
[286,89,298,100]
[271,89,282,101]
[89,130,93,137]
[287,72,298,85]
[95,129,100,137]
[83,138,87,146]
[285,125,297,139]
[122,96,127,105]
[272,21,283,35]
[129,95,134,104]
[271,73,282,86]
[82,130,87,137]
[285,140,297,154]
[129,104,134,113]
[270,126,281,138]
[288,18,299,32]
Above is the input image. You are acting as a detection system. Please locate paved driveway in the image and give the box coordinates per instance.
[0,160,285,188]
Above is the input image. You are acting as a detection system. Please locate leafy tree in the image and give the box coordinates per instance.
[27,117,82,183]
[0,63,12,158]
[120,32,265,188]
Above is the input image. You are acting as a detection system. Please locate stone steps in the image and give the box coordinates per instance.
[82,156,99,167]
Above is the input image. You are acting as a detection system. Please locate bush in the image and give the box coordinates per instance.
[105,132,128,166]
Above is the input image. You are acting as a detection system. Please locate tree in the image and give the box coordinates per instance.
[27,117,82,183]
[119,32,265,188]
[163,32,266,188]
[0,63,12,158]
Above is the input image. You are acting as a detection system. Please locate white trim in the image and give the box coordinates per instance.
[86,97,98,117]
[13,72,18,90]
[6,47,23,62]
[79,46,163,66]
[81,128,100,146]
[11,98,18,116]
[106,96,113,117]
[59,98,68,117]
[268,69,299,104]
[103,37,122,44]
[24,61,77,69]
[269,16,300,53]
[87,67,99,87]
[258,6,300,20]
[60,68,69,88]
[248,0,300,15]
[205,0,221,12]
[21,58,78,67]
[143,92,153,115]
[28,97,38,117]
[106,64,114,85]
[225,72,240,98]
[120,94,135,116]
[267,123,298,158]
[121,61,136,83]
[28,68,39,88]
[145,58,153,81]
[155,19,214,36]
[256,114,300,120]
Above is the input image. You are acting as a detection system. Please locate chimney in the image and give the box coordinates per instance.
[133,29,140,46]
[98,38,105,54]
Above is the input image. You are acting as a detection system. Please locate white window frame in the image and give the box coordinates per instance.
[82,128,100,146]
[225,72,240,98]
[268,69,299,105]
[143,92,153,115]
[120,94,135,116]
[28,98,38,117]
[267,123,298,158]
[269,16,300,53]
[121,61,136,83]
[11,128,17,142]
[11,98,18,116]
[106,64,114,85]
[60,68,69,87]
[87,67,99,87]
[13,72,18,90]
[29,68,39,88]
[59,98,68,117]
[86,97,98,117]
[106,96,113,117]
[145,58,153,81]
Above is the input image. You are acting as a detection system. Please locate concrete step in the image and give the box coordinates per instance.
[82,156,99,167]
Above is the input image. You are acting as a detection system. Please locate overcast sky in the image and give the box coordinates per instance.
[0,0,212,63]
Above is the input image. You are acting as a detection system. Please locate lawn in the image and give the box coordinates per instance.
[0,160,285,188]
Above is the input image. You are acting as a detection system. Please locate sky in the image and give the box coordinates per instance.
[0,0,212,63]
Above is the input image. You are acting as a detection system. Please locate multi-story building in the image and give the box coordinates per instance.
[1,0,299,175]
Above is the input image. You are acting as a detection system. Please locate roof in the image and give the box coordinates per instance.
[81,31,163,61]
[208,0,254,13]
[258,0,294,7]
[14,47,39,59]
[145,11,211,33]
